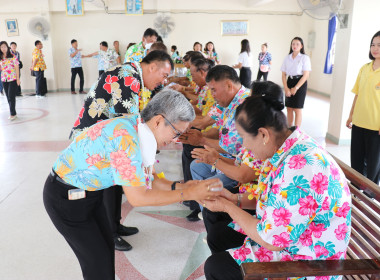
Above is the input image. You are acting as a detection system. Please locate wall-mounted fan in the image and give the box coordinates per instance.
[28,17,50,40]
[297,0,342,20]
[154,15,175,38]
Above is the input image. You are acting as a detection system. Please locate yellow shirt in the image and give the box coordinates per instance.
[32,47,47,71]
[352,61,380,131]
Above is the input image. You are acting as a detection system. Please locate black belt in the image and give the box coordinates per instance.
[289,75,303,79]
[50,169,74,187]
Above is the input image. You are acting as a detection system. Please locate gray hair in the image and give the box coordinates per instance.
[141,88,195,124]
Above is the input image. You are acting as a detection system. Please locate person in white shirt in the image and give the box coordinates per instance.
[233,39,252,88]
[85,41,121,76]
[280,37,311,128]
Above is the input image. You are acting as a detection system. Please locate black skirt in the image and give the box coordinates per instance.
[239,67,252,89]
[285,76,307,109]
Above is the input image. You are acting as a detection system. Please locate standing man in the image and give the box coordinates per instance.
[70,50,174,251]
[124,28,158,64]
[69,39,86,95]
[85,41,120,77]
[30,40,47,98]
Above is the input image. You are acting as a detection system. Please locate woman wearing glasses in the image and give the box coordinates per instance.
[43,89,223,280]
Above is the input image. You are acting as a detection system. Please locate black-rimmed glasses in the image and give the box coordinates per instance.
[160,115,182,139]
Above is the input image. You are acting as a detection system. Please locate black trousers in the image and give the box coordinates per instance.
[99,70,105,77]
[203,208,246,280]
[3,80,17,116]
[71,67,84,92]
[351,125,380,185]
[34,70,45,96]
[103,185,123,237]
[43,174,115,280]
[256,69,268,81]
[239,67,252,89]
[182,143,203,210]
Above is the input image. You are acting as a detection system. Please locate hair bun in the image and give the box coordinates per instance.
[251,81,285,111]
[260,93,284,111]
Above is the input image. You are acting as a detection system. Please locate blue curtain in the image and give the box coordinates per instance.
[324,15,337,74]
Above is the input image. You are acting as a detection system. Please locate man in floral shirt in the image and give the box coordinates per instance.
[68,39,86,94]
[69,50,174,251]
[180,65,250,189]
[123,28,158,64]
[85,41,120,77]
[30,40,47,98]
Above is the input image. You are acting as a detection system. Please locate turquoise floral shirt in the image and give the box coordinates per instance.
[54,116,145,191]
[228,128,351,280]
[124,42,146,64]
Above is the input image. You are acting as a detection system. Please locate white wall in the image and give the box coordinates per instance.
[0,0,332,94]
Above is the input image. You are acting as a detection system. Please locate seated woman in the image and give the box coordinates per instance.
[202,81,352,280]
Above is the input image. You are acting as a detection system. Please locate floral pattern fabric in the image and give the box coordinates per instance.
[204,51,219,63]
[70,63,142,139]
[68,47,82,68]
[54,116,145,190]
[124,42,146,64]
[196,85,215,116]
[99,49,119,71]
[32,47,46,71]
[0,57,19,82]
[228,128,351,280]
[214,86,250,157]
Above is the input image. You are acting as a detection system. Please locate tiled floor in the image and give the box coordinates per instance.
[0,90,350,280]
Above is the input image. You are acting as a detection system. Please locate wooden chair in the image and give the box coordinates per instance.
[241,156,380,280]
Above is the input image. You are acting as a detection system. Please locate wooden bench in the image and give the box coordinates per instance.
[241,156,380,280]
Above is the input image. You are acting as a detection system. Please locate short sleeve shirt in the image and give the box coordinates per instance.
[99,49,119,71]
[68,47,82,68]
[238,52,251,67]
[124,42,146,64]
[204,51,220,63]
[281,53,311,76]
[93,54,105,71]
[216,86,250,156]
[258,52,272,66]
[70,62,143,139]
[227,128,351,280]
[32,48,46,71]
[54,116,145,190]
[0,57,19,82]
[351,61,380,131]
[196,85,216,116]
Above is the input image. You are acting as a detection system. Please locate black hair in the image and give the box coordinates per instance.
[143,28,159,38]
[0,41,14,59]
[369,30,380,60]
[141,50,174,70]
[235,81,287,137]
[71,39,77,44]
[206,65,240,84]
[100,41,108,48]
[192,58,215,72]
[156,36,163,43]
[183,51,197,62]
[127,42,136,50]
[204,41,216,53]
[10,42,17,46]
[35,40,41,46]
[189,52,205,64]
[193,42,202,50]
[262,43,268,48]
[150,42,167,53]
[289,37,305,54]
[171,45,177,51]
[240,39,250,54]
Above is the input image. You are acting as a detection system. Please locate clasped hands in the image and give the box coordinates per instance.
[178,128,203,146]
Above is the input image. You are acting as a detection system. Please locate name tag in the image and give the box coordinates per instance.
[68,189,86,200]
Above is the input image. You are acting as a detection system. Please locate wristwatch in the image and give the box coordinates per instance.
[171,181,180,191]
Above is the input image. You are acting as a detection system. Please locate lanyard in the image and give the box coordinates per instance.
[259,52,267,62]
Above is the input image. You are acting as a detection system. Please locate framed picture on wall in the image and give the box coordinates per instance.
[125,0,143,15]
[66,0,84,16]
[5,19,19,37]
[221,20,249,36]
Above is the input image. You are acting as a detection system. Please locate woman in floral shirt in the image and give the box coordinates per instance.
[0,41,20,120]
[204,42,220,64]
[203,81,351,280]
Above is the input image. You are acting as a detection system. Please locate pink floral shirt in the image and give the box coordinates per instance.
[0,57,19,82]
[228,128,351,280]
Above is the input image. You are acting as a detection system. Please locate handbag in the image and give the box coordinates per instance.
[260,64,269,72]
[31,70,35,77]
[19,60,23,69]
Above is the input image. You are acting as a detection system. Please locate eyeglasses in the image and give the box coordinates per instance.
[160,114,182,139]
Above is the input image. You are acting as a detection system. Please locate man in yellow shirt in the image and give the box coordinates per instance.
[30,40,47,98]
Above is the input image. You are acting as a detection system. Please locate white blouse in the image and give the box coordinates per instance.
[238,51,252,68]
[280,53,311,76]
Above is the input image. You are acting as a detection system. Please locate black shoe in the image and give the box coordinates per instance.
[117,224,139,236]
[79,91,87,94]
[114,236,132,251]
[182,201,191,207]
[186,209,201,222]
